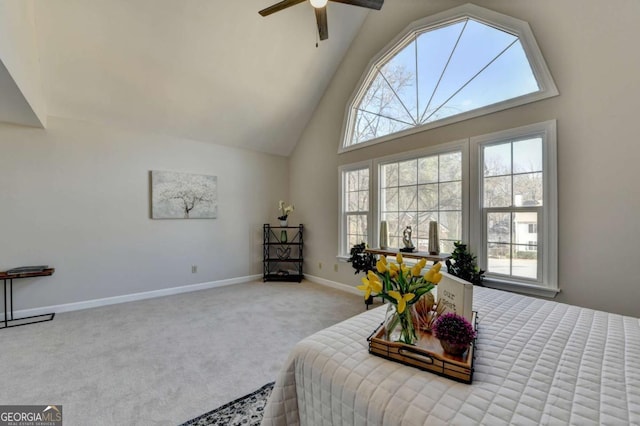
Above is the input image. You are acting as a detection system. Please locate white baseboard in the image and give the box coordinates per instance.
[304,274,361,296]
[2,274,262,318]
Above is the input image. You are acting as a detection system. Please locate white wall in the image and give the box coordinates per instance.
[290,0,640,317]
[0,0,46,126]
[0,116,288,310]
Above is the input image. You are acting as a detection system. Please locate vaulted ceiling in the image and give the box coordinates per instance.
[0,0,370,156]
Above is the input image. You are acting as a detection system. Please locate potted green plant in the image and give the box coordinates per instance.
[347,242,377,306]
[432,312,476,355]
[445,241,485,286]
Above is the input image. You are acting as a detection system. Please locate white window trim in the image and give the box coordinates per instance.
[337,160,373,260]
[372,139,469,250]
[469,120,558,296]
[339,3,559,154]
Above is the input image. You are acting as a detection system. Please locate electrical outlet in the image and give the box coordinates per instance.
[318,262,322,269]
[334,264,338,272]
[191,265,198,273]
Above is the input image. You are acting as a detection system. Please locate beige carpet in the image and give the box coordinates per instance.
[0,280,368,425]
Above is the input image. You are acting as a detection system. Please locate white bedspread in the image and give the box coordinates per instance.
[261,286,640,425]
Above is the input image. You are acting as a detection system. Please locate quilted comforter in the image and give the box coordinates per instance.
[261,286,640,425]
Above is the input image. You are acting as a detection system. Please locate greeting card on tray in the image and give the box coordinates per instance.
[437,272,473,322]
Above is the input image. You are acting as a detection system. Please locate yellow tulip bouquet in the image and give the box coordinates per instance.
[358,253,443,345]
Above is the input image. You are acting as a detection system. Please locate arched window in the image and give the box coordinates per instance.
[341,4,558,152]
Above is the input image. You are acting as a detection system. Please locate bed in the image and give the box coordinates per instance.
[261,286,640,425]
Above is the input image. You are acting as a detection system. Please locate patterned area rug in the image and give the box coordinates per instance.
[179,382,275,426]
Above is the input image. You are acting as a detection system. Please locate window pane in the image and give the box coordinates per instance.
[347,192,359,211]
[418,156,438,184]
[380,40,419,123]
[513,212,537,245]
[484,142,511,177]
[418,184,438,211]
[487,242,511,275]
[347,171,358,192]
[358,215,368,239]
[439,182,462,210]
[513,172,543,207]
[513,245,537,279]
[358,191,369,211]
[483,176,511,207]
[439,211,462,242]
[399,186,417,211]
[399,160,418,186]
[417,212,438,239]
[442,41,538,119]
[348,215,358,234]
[352,110,413,144]
[441,240,456,254]
[383,212,399,239]
[382,163,398,188]
[417,21,465,117]
[383,187,398,211]
[513,137,543,173]
[425,20,519,122]
[357,72,415,125]
[487,212,511,243]
[358,169,369,191]
[440,152,462,181]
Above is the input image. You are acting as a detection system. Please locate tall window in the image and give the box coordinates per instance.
[339,164,371,256]
[380,151,462,253]
[471,120,557,291]
[341,4,558,152]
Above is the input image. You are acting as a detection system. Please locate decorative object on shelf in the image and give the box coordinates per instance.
[150,170,218,219]
[428,221,440,255]
[357,254,443,345]
[432,312,477,356]
[277,200,294,226]
[276,247,291,260]
[280,229,288,243]
[400,226,415,253]
[445,241,485,286]
[379,221,389,249]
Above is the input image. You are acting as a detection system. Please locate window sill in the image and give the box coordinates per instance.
[484,278,560,298]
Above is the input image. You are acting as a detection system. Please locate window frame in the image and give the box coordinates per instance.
[338,161,373,259]
[339,3,559,153]
[470,120,558,297]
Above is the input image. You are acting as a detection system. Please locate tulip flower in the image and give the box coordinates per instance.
[388,290,415,314]
[411,258,427,277]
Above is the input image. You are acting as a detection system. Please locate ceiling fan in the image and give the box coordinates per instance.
[259,0,384,41]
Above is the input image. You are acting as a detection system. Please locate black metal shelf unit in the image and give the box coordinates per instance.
[263,224,303,282]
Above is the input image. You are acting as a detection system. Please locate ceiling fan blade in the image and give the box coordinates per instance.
[315,7,329,40]
[329,0,383,10]
[259,0,306,16]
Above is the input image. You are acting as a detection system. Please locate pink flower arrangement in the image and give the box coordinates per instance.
[432,312,476,346]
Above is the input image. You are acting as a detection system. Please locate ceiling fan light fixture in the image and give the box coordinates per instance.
[309,0,328,8]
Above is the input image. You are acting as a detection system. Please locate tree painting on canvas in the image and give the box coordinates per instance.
[151,171,218,219]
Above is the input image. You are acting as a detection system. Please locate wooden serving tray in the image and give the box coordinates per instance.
[368,311,477,384]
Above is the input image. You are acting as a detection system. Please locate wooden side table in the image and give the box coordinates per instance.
[1,268,55,329]
[364,248,451,264]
